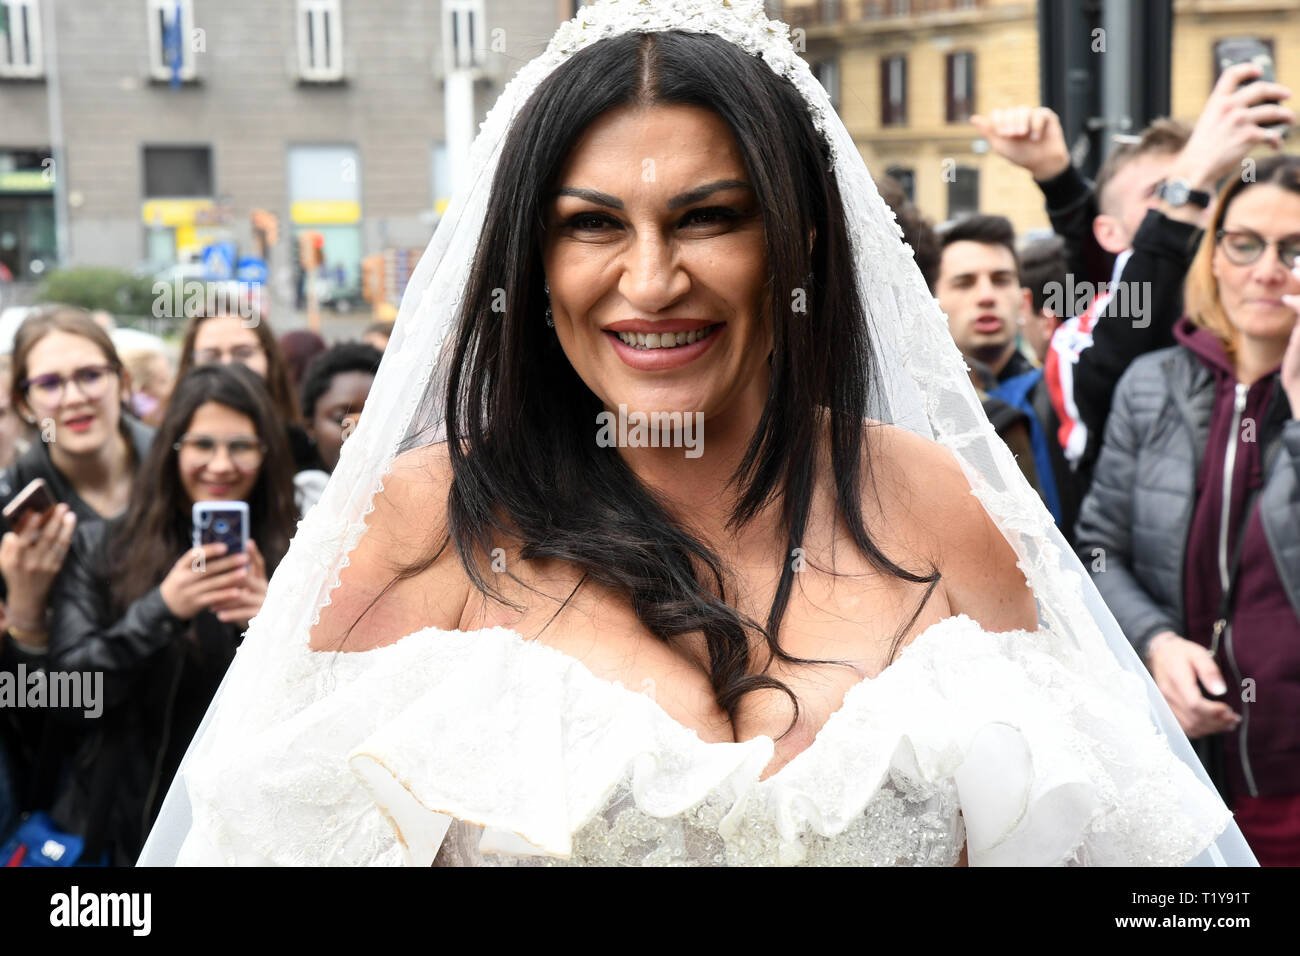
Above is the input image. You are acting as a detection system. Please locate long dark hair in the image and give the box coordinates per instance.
[105,363,298,617]
[356,31,939,735]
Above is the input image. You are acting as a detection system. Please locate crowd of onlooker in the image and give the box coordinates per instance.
[884,61,1300,866]
[0,300,389,864]
[1,59,1297,868]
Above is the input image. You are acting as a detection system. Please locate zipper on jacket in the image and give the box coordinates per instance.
[1215,382,1258,797]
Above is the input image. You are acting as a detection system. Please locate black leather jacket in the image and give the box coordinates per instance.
[0,412,154,821]
[46,515,245,864]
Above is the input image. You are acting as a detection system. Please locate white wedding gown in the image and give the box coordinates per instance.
[170,612,1230,867]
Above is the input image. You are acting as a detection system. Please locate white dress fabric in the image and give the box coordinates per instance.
[138,0,1253,866]
[169,614,1228,867]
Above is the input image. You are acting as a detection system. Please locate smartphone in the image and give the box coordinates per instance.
[2,478,57,533]
[1214,37,1289,137]
[192,501,249,556]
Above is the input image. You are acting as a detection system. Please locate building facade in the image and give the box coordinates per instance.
[1,0,562,308]
[775,0,1300,235]
[4,0,1298,298]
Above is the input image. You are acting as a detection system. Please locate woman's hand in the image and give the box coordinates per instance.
[210,539,268,630]
[1146,630,1241,739]
[159,541,251,621]
[0,503,77,626]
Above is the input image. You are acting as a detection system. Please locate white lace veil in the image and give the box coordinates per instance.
[139,0,1254,866]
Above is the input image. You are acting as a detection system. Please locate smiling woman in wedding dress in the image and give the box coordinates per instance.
[143,2,1246,868]
[312,92,1037,781]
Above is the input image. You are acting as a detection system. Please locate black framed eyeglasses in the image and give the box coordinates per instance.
[173,434,266,471]
[1215,229,1300,270]
[19,364,118,409]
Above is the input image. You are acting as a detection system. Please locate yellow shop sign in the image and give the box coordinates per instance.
[141,199,215,227]
[290,200,361,225]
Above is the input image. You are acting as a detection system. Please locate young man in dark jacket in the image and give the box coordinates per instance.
[931,215,1079,539]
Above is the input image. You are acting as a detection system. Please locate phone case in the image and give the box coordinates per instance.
[192,501,250,555]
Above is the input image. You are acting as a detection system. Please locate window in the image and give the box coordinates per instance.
[0,0,43,78]
[889,0,910,15]
[819,0,840,23]
[945,51,975,123]
[298,0,343,82]
[144,146,212,197]
[886,166,915,204]
[880,54,907,127]
[146,0,196,83]
[947,165,979,219]
[443,0,484,72]
[813,59,840,110]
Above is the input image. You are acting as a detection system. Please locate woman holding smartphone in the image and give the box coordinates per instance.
[0,307,155,652]
[0,308,154,846]
[45,362,296,864]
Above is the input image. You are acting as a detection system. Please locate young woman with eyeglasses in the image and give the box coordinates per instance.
[173,306,323,473]
[1077,154,1300,865]
[42,362,296,864]
[0,307,156,653]
[0,307,156,850]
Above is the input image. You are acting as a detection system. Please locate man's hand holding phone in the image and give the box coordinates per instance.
[1162,62,1293,196]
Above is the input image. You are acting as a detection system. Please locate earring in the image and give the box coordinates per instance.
[544,280,554,328]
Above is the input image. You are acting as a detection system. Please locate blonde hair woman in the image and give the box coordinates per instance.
[1078,154,1300,865]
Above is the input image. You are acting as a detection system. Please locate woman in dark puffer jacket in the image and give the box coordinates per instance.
[1076,155,1300,865]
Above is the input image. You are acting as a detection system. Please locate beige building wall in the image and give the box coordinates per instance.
[784,0,1299,237]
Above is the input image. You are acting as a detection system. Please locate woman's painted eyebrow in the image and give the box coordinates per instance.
[551,179,753,211]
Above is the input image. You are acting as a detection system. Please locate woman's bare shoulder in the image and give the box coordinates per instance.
[308,442,472,652]
[862,420,1037,632]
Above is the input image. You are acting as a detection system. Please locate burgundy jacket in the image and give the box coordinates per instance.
[1177,319,1300,801]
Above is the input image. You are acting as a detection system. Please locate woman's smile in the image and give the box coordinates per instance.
[606,322,725,370]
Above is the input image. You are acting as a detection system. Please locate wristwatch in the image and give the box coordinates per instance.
[1155,178,1211,209]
